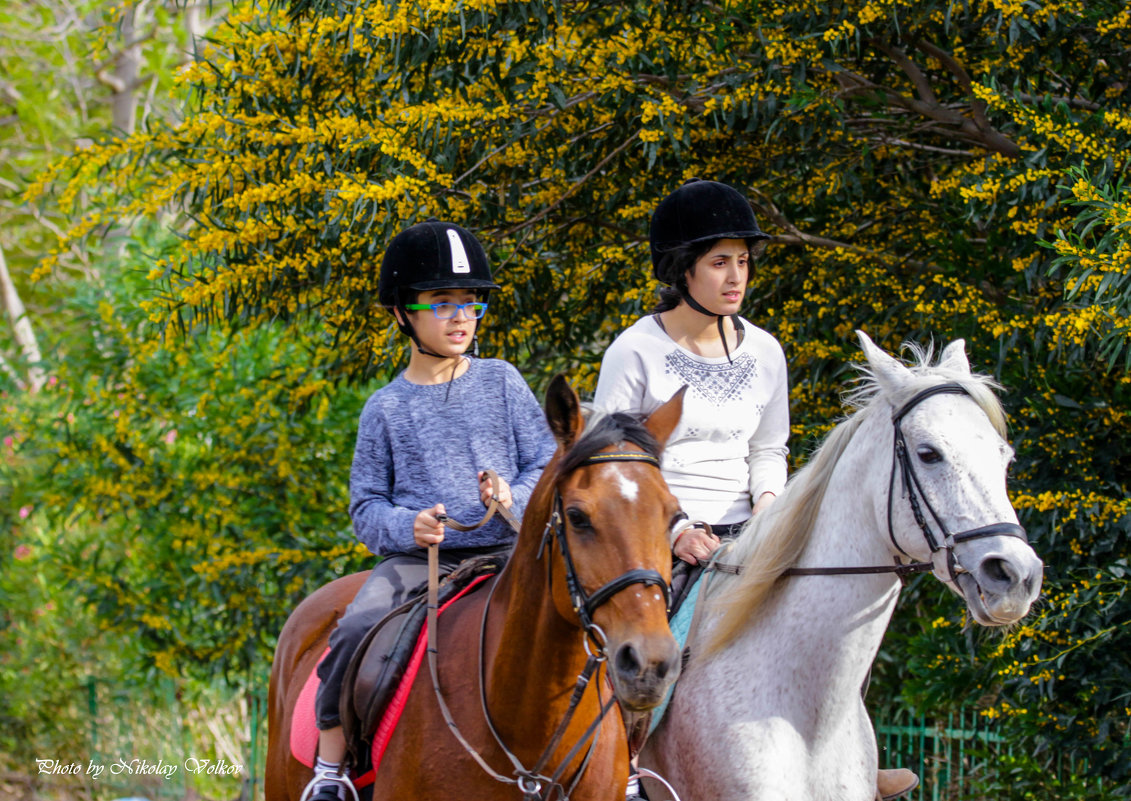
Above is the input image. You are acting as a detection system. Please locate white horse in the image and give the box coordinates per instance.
[640,331,1044,801]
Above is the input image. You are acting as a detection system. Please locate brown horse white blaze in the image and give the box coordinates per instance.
[267,377,683,801]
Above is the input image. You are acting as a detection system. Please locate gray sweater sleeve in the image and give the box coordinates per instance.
[349,398,420,554]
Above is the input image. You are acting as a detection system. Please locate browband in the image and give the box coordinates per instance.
[579,452,661,467]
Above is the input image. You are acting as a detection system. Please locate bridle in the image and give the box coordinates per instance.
[883,382,1028,583]
[712,382,1029,587]
[539,451,672,643]
[426,450,671,800]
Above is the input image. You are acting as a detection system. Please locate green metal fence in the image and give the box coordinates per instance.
[83,677,267,801]
[876,707,1014,801]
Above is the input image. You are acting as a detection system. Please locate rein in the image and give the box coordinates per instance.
[704,383,1029,583]
[426,452,669,801]
[436,469,522,533]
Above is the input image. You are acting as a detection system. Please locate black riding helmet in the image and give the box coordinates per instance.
[378,220,499,358]
[649,179,770,362]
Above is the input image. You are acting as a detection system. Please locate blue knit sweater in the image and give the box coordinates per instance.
[349,358,558,555]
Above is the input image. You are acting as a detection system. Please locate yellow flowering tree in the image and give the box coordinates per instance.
[1046,168,1131,370]
[15,0,1131,794]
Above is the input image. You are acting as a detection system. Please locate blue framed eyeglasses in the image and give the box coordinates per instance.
[404,301,488,319]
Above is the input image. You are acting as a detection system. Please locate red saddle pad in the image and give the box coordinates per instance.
[290,574,494,786]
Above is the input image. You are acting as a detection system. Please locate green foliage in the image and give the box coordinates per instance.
[1044,168,1131,370]
[12,0,1131,797]
[2,224,374,688]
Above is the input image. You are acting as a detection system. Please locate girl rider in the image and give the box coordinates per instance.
[301,220,557,801]
[594,179,917,801]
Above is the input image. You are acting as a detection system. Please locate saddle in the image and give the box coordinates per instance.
[339,553,507,765]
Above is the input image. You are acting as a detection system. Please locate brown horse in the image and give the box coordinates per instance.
[267,377,684,801]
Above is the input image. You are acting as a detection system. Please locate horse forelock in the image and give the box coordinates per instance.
[701,341,1008,657]
[518,410,663,547]
[558,409,662,475]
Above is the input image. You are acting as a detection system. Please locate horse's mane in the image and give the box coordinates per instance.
[699,341,1006,658]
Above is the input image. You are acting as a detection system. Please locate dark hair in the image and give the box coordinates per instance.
[559,411,662,475]
[650,237,761,314]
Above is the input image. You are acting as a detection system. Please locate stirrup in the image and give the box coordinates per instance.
[298,767,361,801]
[634,767,683,801]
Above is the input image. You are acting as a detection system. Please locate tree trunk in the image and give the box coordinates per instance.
[0,242,46,393]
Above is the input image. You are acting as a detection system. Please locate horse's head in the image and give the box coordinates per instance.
[858,331,1044,625]
[540,376,683,711]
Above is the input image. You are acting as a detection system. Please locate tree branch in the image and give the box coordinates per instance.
[497,131,641,238]
[871,40,939,106]
[830,44,1021,158]
[746,186,940,275]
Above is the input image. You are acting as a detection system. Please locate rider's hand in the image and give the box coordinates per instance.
[673,526,721,565]
[479,471,513,509]
[414,504,446,547]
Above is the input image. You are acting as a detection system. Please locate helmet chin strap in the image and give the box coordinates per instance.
[679,286,738,364]
[397,313,448,359]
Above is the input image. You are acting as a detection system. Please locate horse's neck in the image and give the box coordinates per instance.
[483,538,597,747]
[708,442,902,717]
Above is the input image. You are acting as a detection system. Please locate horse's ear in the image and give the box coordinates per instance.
[856,330,911,390]
[938,338,971,375]
[545,374,584,449]
[644,385,686,449]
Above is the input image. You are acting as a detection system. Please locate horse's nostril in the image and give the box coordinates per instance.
[982,557,1015,586]
[615,643,642,678]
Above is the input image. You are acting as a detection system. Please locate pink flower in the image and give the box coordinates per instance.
[165,429,177,445]
[18,505,32,519]
[13,544,31,560]
[3,436,12,449]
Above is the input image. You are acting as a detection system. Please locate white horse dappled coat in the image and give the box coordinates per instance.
[640,331,1044,801]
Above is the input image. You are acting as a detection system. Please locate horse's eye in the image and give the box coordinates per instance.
[917,445,943,464]
[566,508,593,530]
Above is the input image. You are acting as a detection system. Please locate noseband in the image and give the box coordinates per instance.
[540,451,672,645]
[886,383,1028,583]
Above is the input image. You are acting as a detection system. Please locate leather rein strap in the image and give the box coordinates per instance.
[426,451,668,800]
[435,468,522,533]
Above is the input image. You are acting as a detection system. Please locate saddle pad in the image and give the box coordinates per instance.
[290,574,494,782]
[648,575,703,736]
[291,648,329,769]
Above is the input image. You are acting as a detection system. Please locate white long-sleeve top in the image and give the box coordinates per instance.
[593,315,790,526]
